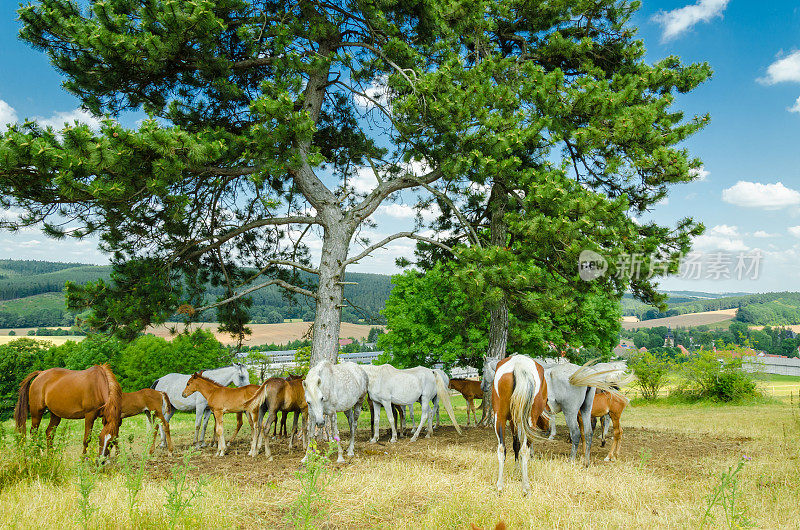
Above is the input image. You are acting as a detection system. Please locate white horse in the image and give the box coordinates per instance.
[402,368,450,431]
[547,360,631,442]
[362,364,462,443]
[544,362,628,466]
[303,360,367,463]
[152,363,250,448]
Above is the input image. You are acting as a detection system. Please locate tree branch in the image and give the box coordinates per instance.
[194,278,317,313]
[344,231,453,266]
[351,167,442,222]
[417,181,482,248]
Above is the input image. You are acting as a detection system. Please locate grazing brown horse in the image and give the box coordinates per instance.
[449,378,483,426]
[15,365,122,457]
[492,355,548,495]
[182,373,266,458]
[578,389,627,462]
[119,389,175,454]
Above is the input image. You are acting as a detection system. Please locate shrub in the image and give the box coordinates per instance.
[630,351,671,400]
[674,350,758,402]
[64,334,123,371]
[0,338,54,418]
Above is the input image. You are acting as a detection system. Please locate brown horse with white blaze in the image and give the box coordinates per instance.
[492,355,548,495]
[15,365,122,457]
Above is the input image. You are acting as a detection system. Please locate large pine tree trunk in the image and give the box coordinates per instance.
[309,218,353,367]
[479,183,510,426]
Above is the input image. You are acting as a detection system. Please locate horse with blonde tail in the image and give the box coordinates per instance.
[492,355,548,495]
[15,365,122,457]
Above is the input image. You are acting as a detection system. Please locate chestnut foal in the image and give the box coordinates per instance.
[578,389,627,462]
[448,378,483,426]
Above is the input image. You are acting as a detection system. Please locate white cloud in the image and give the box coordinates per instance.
[349,167,378,194]
[693,224,749,252]
[353,75,391,110]
[790,96,800,114]
[721,181,800,209]
[37,108,102,131]
[789,226,800,238]
[651,0,729,41]
[689,166,709,181]
[377,203,416,219]
[0,99,18,129]
[758,50,800,85]
[753,230,777,238]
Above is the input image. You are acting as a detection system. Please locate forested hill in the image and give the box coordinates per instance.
[0,260,392,328]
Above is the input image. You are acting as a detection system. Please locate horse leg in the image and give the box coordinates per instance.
[201,407,213,448]
[564,412,583,464]
[289,411,300,450]
[214,411,226,457]
[410,401,430,442]
[159,405,174,448]
[193,407,204,449]
[602,414,611,448]
[158,411,174,455]
[407,404,415,430]
[494,415,506,494]
[382,400,398,443]
[606,411,622,462]
[579,398,594,467]
[230,412,243,443]
[433,394,440,429]
[369,400,382,443]
[82,412,97,455]
[520,435,531,496]
[45,414,61,448]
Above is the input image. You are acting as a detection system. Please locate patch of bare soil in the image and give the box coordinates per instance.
[146,421,750,486]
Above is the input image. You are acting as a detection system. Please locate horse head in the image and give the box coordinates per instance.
[182,372,203,398]
[234,363,250,387]
[303,362,330,428]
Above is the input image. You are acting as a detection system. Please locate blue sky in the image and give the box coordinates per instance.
[1,1,800,294]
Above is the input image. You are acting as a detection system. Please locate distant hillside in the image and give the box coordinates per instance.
[623,291,800,326]
[0,260,393,328]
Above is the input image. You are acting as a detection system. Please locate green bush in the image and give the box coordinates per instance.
[673,351,758,402]
[630,351,671,400]
[0,338,54,418]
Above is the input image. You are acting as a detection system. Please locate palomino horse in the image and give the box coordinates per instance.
[544,362,629,467]
[152,363,250,449]
[15,365,122,457]
[579,389,627,462]
[449,378,483,426]
[362,364,462,444]
[492,355,548,494]
[303,360,368,463]
[181,373,266,458]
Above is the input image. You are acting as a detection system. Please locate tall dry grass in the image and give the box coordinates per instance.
[1,392,799,528]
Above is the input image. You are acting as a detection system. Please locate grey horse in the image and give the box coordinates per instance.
[543,362,628,466]
[547,360,631,442]
[402,368,450,432]
[303,360,367,463]
[152,363,250,448]
[362,364,462,443]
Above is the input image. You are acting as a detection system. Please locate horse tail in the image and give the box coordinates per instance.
[509,363,543,442]
[434,371,462,435]
[568,362,629,404]
[243,379,270,411]
[161,391,174,417]
[14,371,41,432]
[100,364,123,439]
[150,378,159,390]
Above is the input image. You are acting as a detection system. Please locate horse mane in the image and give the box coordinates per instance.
[190,371,224,387]
[99,364,122,439]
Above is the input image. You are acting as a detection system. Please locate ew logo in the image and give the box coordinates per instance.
[578,250,608,281]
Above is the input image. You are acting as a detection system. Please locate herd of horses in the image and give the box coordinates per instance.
[13,355,631,494]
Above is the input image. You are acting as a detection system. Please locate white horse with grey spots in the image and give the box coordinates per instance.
[303,360,367,463]
[152,363,250,448]
[363,364,462,443]
[402,368,450,432]
[543,362,629,466]
[547,360,631,442]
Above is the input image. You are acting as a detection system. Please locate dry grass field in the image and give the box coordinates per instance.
[145,321,383,346]
[0,335,84,346]
[2,381,799,529]
[621,308,738,330]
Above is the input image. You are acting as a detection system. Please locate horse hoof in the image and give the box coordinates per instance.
[410,436,418,442]
[268,456,274,462]
[337,456,345,464]
[389,438,397,443]
[601,441,606,447]
[368,438,377,444]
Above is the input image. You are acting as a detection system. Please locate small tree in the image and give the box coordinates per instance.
[631,351,671,400]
